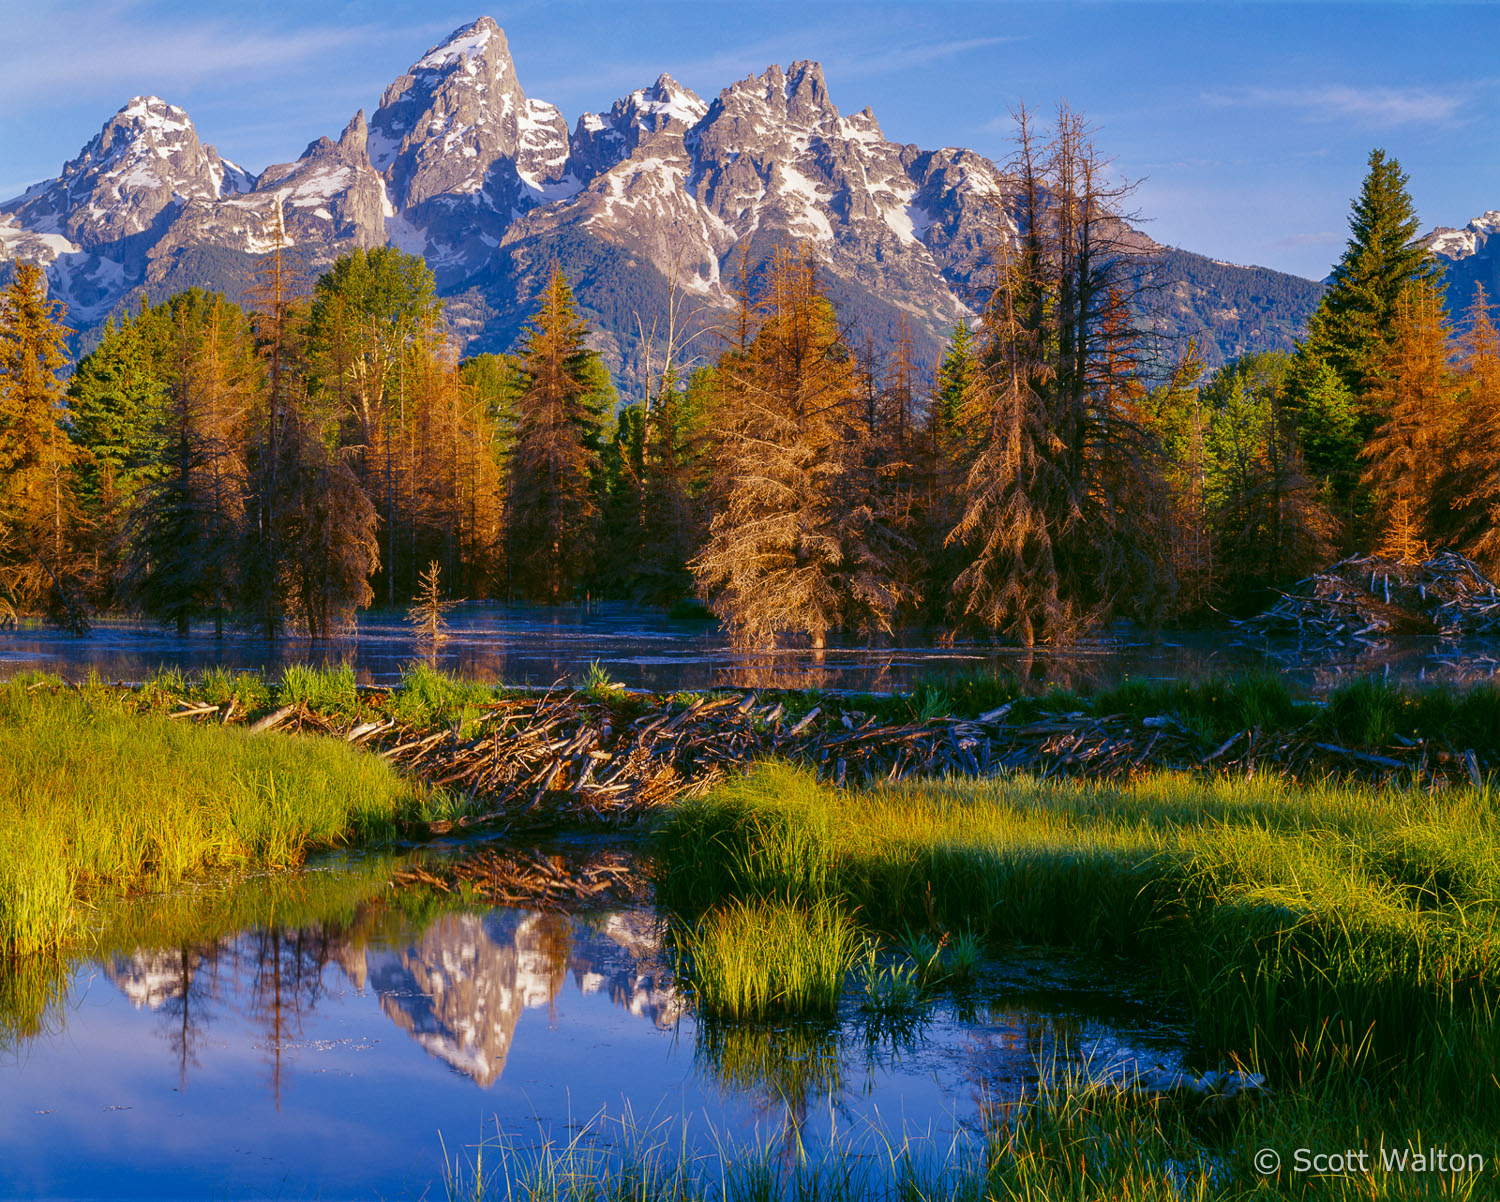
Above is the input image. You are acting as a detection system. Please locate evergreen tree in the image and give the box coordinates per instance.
[1295,360,1362,506]
[1304,150,1435,399]
[1288,149,1436,542]
[931,319,979,447]
[504,269,611,601]
[0,262,86,628]
[1200,352,1333,603]
[131,293,255,635]
[1141,344,1214,613]
[68,305,168,607]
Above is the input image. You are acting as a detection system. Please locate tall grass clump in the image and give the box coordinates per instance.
[389,661,503,729]
[677,897,859,1019]
[194,666,272,713]
[0,681,437,956]
[276,662,360,716]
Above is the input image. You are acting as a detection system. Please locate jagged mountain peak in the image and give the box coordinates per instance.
[4,92,241,249]
[570,74,707,182]
[719,60,835,123]
[411,15,508,75]
[630,74,708,131]
[369,13,569,212]
[113,95,194,131]
[339,109,369,158]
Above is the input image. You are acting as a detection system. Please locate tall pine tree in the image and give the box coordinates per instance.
[504,269,610,601]
[1288,149,1436,544]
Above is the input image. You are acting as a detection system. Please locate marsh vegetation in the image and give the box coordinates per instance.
[3,665,1498,1198]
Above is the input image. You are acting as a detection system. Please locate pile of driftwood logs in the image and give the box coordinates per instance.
[1238,552,1500,645]
[157,684,1493,841]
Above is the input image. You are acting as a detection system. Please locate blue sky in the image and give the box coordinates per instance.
[2,1,1497,280]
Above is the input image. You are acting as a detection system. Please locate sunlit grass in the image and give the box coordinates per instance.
[656,763,1500,1109]
[677,897,860,1019]
[277,662,360,715]
[0,680,442,956]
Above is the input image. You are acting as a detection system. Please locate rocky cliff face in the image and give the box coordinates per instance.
[1,15,1325,372]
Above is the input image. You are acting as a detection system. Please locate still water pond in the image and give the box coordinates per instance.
[0,853,1186,1200]
[3,602,1498,694]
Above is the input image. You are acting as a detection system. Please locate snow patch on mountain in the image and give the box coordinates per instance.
[0,216,80,261]
[415,20,498,73]
[1425,210,1500,260]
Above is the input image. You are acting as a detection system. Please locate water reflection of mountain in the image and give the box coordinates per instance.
[104,907,682,1092]
[358,910,681,1087]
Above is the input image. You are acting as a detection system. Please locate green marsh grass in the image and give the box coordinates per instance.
[656,762,1500,1110]
[677,897,860,1019]
[277,662,360,715]
[388,660,504,729]
[440,1074,1500,1200]
[0,680,441,956]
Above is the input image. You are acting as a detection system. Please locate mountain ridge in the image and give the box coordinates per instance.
[1,15,1326,378]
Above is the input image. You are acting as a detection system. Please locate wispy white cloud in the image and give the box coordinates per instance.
[832,35,1022,76]
[1204,84,1466,127]
[1272,231,1342,249]
[0,2,449,109]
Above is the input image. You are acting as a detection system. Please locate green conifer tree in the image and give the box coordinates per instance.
[504,269,611,601]
[1288,149,1436,544]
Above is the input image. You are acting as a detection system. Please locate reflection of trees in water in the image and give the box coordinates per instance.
[695,1019,844,1166]
[0,954,72,1056]
[242,927,340,1107]
[105,944,226,1089]
[106,928,341,1101]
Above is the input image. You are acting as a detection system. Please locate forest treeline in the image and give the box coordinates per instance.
[1,107,1497,646]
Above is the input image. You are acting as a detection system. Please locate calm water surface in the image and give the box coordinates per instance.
[0,855,1187,1200]
[4,602,1499,694]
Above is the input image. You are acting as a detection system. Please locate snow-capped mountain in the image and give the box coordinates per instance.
[0,15,1323,373]
[1424,211,1500,318]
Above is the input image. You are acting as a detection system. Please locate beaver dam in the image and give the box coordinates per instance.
[143,670,1500,844]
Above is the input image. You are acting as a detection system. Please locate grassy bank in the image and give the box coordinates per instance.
[651,762,1500,1197]
[0,678,448,956]
[658,763,1500,1095]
